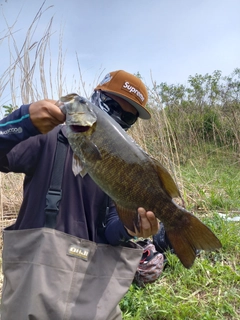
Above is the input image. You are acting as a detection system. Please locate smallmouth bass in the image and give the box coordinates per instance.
[59,94,222,268]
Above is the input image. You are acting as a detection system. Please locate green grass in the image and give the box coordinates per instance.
[181,149,240,212]
[120,151,240,319]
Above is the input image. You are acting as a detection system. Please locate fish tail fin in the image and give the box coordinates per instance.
[165,210,222,268]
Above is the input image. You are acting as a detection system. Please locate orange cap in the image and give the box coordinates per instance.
[95,70,150,119]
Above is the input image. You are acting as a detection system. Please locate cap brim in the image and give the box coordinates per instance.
[103,91,151,119]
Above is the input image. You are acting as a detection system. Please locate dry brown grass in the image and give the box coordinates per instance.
[0,173,23,230]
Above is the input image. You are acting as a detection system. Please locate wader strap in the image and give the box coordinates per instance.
[45,130,68,228]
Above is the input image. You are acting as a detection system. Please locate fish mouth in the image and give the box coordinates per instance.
[70,125,90,133]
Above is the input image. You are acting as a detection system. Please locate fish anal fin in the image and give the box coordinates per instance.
[115,203,139,233]
[166,210,222,268]
[151,157,181,199]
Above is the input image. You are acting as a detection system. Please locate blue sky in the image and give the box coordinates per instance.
[0,0,240,104]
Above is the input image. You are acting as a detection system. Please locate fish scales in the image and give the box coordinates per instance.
[59,94,222,269]
[69,113,167,220]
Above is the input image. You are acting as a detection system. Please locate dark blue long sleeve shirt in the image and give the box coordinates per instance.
[0,104,132,245]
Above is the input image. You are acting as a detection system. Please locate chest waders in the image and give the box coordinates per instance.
[1,130,142,320]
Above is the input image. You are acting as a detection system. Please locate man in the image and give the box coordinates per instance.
[0,70,161,319]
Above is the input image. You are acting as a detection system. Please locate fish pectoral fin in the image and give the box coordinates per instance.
[151,157,181,199]
[115,203,139,233]
[72,154,88,177]
[83,139,102,161]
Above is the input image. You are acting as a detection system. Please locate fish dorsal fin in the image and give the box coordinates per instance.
[151,157,181,199]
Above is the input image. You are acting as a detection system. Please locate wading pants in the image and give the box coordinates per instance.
[1,227,142,320]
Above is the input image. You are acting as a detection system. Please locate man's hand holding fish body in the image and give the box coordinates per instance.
[29,99,65,133]
[126,208,159,238]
